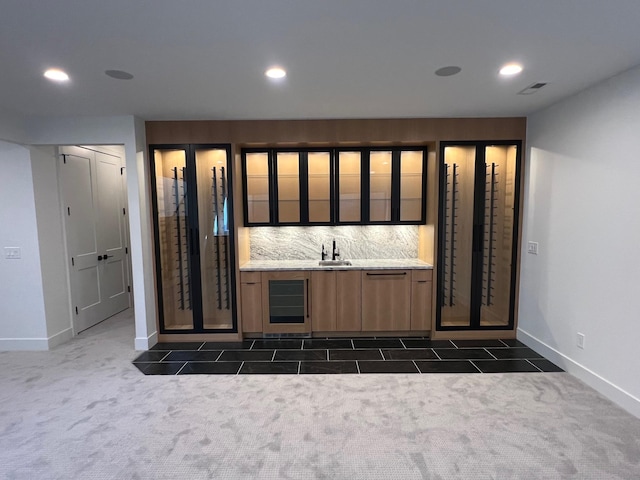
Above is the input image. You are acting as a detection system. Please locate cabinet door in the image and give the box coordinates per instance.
[336,151,362,223]
[151,147,195,330]
[275,151,301,223]
[151,145,237,333]
[361,270,411,331]
[311,270,336,331]
[337,270,361,331]
[307,151,333,223]
[399,150,426,222]
[369,150,393,222]
[437,142,521,331]
[241,281,263,333]
[243,151,271,225]
[411,270,433,331]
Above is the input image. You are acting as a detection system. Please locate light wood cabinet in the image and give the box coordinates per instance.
[241,267,429,334]
[311,270,361,332]
[361,270,411,331]
[311,270,337,331]
[411,269,432,331]
[240,272,262,333]
[336,270,362,331]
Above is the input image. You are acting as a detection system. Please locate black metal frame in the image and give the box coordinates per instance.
[149,143,238,334]
[242,146,428,226]
[435,140,522,331]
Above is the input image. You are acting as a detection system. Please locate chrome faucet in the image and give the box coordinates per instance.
[332,239,340,260]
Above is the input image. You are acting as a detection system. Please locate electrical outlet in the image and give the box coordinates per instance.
[4,247,21,259]
[577,333,585,349]
[527,241,538,255]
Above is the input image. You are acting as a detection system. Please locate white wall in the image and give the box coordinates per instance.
[520,65,640,417]
[0,141,49,349]
[30,145,73,347]
[27,115,157,350]
[0,115,156,351]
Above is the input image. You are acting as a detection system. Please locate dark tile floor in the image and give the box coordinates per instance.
[133,338,564,375]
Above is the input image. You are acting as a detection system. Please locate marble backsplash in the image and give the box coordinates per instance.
[249,225,418,261]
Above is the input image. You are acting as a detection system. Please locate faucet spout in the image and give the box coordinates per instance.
[332,239,340,260]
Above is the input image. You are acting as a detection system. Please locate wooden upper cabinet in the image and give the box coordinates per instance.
[242,147,426,226]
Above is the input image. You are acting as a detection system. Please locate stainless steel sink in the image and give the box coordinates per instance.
[318,260,352,266]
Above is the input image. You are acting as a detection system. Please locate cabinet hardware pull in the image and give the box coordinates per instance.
[417,280,427,283]
[366,272,407,276]
[306,279,310,318]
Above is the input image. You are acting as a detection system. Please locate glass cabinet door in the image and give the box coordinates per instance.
[244,152,271,224]
[480,145,518,327]
[194,148,233,330]
[337,151,362,223]
[276,151,301,223]
[307,151,332,223]
[437,142,521,331]
[399,150,424,222]
[369,151,393,222]
[151,148,194,330]
[439,145,476,328]
[151,144,237,334]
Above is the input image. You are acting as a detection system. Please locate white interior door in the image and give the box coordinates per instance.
[59,146,130,333]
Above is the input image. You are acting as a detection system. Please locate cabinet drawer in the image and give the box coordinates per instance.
[412,269,433,282]
[240,271,261,284]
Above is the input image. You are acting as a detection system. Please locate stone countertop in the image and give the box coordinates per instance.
[239,258,433,271]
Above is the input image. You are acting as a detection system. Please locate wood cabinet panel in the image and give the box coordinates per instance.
[240,281,262,333]
[311,270,337,331]
[336,270,362,331]
[361,270,411,331]
[411,279,432,331]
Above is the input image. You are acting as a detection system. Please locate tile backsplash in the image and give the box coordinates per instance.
[249,225,418,261]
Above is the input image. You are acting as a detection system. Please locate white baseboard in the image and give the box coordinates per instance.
[135,330,158,351]
[518,328,640,419]
[0,337,50,351]
[47,328,73,349]
[0,328,73,351]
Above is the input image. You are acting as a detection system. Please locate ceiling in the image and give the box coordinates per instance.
[2,0,640,121]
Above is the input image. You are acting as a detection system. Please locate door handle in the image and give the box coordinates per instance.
[102,254,110,260]
[98,255,103,261]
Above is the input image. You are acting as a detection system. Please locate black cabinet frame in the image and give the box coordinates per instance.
[435,140,522,331]
[242,146,427,226]
[149,143,238,334]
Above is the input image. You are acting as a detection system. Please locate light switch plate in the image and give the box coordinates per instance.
[4,247,21,259]
[527,241,538,255]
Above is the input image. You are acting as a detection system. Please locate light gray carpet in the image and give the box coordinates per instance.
[1,310,639,480]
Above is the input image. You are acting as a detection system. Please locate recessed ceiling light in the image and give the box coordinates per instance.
[265,67,286,79]
[435,66,461,77]
[44,68,69,82]
[105,70,134,80]
[499,63,523,76]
